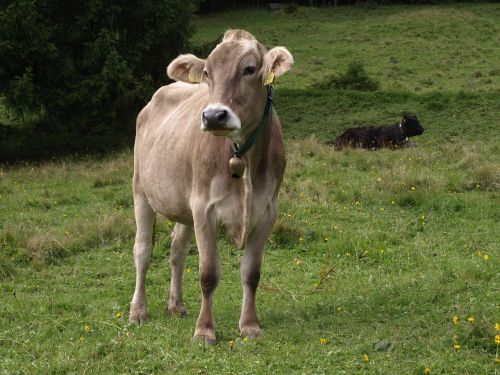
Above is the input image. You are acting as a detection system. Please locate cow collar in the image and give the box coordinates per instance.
[232,85,274,159]
[398,122,409,142]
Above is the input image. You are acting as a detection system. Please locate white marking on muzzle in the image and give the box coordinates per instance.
[200,103,241,131]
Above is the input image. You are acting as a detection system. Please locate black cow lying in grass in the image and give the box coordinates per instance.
[329,114,424,150]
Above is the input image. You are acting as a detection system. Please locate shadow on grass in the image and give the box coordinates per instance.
[0,124,135,163]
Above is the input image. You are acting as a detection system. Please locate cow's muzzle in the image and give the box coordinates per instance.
[201,104,241,133]
[202,109,227,128]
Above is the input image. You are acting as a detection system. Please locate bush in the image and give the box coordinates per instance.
[0,0,197,134]
[314,60,379,91]
[189,36,223,58]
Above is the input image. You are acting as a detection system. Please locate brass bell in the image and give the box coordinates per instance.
[229,156,245,178]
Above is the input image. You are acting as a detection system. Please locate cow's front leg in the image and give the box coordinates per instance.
[239,206,276,338]
[168,223,194,317]
[130,191,156,324]
[193,212,219,345]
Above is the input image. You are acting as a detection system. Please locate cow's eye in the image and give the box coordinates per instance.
[243,66,256,75]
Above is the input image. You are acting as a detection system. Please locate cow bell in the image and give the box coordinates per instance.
[229,156,245,178]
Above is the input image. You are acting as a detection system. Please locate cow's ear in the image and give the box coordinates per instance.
[167,54,205,83]
[262,47,294,84]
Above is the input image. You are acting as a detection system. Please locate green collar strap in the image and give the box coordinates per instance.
[233,85,274,158]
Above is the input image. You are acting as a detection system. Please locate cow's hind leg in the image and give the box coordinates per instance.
[239,206,276,338]
[168,223,194,317]
[130,191,156,324]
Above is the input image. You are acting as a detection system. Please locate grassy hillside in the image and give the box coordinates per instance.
[193,4,500,92]
[1,4,499,374]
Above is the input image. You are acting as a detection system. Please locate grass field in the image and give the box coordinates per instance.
[1,3,499,374]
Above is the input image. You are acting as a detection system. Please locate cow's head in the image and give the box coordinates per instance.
[401,114,424,137]
[167,29,293,143]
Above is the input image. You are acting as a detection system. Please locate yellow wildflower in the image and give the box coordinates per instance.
[229,340,235,349]
[495,323,499,331]
[115,311,123,319]
[362,354,369,362]
[294,258,303,266]
[453,344,461,350]
[424,368,431,375]
[495,358,500,364]
[391,200,395,205]
[495,335,500,345]
[79,336,85,342]
[83,324,90,333]
[452,316,459,325]
[319,338,328,345]
[467,317,475,323]
[299,237,304,242]
[186,267,192,273]
[411,186,416,191]
[483,254,489,260]
[379,207,385,212]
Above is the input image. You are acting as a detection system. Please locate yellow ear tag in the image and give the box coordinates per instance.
[188,71,202,83]
[264,70,275,85]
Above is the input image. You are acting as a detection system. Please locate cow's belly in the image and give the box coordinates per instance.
[139,141,195,226]
[143,176,194,225]
[141,164,276,235]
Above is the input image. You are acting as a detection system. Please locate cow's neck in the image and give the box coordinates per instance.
[241,109,273,180]
[233,85,273,159]
[236,103,274,249]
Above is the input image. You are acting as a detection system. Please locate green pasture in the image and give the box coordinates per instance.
[1,4,499,374]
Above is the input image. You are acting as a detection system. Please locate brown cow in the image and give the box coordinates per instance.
[129,29,293,344]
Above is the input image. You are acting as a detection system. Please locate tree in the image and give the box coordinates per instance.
[0,0,197,132]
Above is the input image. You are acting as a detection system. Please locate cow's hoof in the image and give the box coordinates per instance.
[167,304,187,318]
[129,305,148,324]
[193,329,217,345]
[240,324,262,339]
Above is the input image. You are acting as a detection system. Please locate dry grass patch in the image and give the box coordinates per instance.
[2,211,134,267]
[466,164,500,192]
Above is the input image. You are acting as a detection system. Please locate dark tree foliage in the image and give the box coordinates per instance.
[0,0,197,132]
[198,0,492,13]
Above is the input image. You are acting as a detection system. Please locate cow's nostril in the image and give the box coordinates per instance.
[202,108,232,130]
[216,110,227,122]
